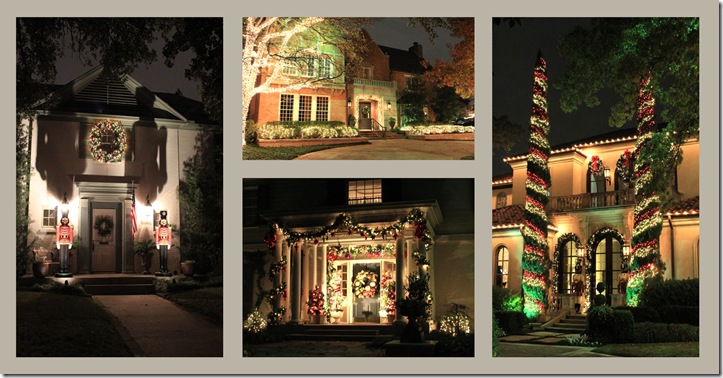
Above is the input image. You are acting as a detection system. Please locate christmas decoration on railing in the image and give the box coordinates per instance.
[307,285,325,315]
[379,270,396,317]
[585,227,625,307]
[552,233,581,295]
[326,244,395,261]
[262,225,288,324]
[243,308,268,334]
[439,303,471,337]
[521,50,552,320]
[616,149,635,183]
[589,155,604,176]
[270,209,431,246]
[88,119,127,163]
[627,73,665,307]
[353,269,379,298]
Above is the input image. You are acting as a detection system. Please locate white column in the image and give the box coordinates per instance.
[394,229,405,323]
[321,244,328,297]
[273,231,284,315]
[283,242,292,322]
[312,244,318,291]
[301,245,311,322]
[290,243,302,324]
[406,239,414,278]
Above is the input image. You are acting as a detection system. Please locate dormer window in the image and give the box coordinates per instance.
[348,179,382,205]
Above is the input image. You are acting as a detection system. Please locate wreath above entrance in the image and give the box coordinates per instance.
[94,215,114,238]
[353,270,378,298]
[88,119,127,163]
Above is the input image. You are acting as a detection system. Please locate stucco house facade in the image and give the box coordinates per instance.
[243,179,474,329]
[23,66,216,275]
[492,128,699,313]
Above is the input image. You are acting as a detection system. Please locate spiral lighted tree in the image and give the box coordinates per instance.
[521,50,552,319]
[627,73,665,306]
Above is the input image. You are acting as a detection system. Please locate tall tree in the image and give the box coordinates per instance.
[409,18,474,100]
[556,18,699,205]
[627,74,665,306]
[241,17,369,145]
[521,51,552,319]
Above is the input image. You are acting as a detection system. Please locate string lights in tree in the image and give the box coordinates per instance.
[521,50,552,319]
[627,73,665,306]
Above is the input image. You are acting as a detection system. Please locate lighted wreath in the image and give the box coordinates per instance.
[88,119,127,163]
[588,155,604,176]
[616,149,635,183]
[353,270,378,298]
[94,215,114,238]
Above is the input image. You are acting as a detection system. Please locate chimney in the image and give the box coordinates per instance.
[409,42,423,58]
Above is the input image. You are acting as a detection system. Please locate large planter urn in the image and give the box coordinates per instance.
[330,310,343,324]
[180,261,196,277]
[32,262,50,278]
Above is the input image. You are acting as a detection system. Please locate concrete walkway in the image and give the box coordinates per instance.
[294,139,474,160]
[498,342,613,357]
[94,295,222,357]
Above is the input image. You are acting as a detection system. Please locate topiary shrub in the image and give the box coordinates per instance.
[612,309,635,343]
[633,322,699,343]
[586,305,615,343]
[640,277,698,308]
[594,294,607,306]
[493,310,529,335]
[613,305,661,323]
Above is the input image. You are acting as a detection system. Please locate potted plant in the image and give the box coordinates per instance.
[307,285,325,324]
[389,117,396,128]
[134,239,155,275]
[180,259,196,277]
[32,255,50,278]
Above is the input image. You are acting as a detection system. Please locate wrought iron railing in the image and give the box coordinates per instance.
[352,78,397,88]
[547,189,634,212]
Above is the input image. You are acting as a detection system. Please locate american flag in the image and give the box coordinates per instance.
[130,189,138,238]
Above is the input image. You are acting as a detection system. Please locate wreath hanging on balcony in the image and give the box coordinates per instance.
[616,149,635,183]
[588,155,604,176]
[353,269,378,298]
[94,215,114,238]
[88,119,127,163]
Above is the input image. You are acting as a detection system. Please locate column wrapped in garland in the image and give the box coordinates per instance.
[521,50,552,319]
[627,73,665,307]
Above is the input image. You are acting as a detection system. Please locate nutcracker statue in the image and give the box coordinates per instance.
[155,210,173,276]
[572,274,585,314]
[55,214,74,277]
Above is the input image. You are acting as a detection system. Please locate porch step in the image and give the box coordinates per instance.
[546,313,587,334]
[286,324,392,342]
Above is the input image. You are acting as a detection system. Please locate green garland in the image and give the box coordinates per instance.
[585,227,625,310]
[88,119,127,163]
[552,233,581,295]
[94,215,114,238]
[326,244,395,261]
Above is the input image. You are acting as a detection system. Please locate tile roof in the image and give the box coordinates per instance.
[665,196,700,216]
[492,204,525,228]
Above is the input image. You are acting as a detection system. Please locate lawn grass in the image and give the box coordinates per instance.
[242,144,344,160]
[17,291,132,357]
[165,287,223,326]
[592,342,699,357]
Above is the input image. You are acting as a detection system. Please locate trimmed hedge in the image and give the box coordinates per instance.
[659,305,699,326]
[586,305,615,342]
[612,310,635,344]
[633,322,699,343]
[613,305,661,323]
[493,311,528,335]
[640,277,698,308]
[258,123,359,140]
[267,120,346,128]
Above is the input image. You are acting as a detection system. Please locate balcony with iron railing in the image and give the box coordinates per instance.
[547,189,635,212]
[352,77,397,88]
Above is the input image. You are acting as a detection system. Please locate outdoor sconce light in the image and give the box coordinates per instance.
[622,244,630,258]
[143,195,154,223]
[621,243,631,272]
[59,192,70,219]
[347,98,352,108]
[576,244,585,261]
[386,101,392,111]
[604,166,611,184]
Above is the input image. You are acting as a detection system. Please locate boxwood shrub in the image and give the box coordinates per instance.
[633,322,699,343]
[658,305,699,326]
[586,305,615,342]
[493,310,528,335]
[258,121,358,139]
[613,305,661,323]
[612,309,635,344]
[640,277,698,308]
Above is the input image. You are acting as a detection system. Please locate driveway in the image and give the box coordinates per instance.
[498,342,613,357]
[294,139,474,160]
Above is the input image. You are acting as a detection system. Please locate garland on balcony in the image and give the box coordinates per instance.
[627,73,665,307]
[521,50,552,320]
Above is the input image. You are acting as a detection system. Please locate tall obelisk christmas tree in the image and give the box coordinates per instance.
[521,50,552,319]
[627,73,664,307]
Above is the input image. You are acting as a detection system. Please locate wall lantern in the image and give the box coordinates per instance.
[386,101,392,111]
[621,243,631,273]
[59,192,70,218]
[622,244,630,258]
[347,98,352,108]
[143,194,154,224]
[604,166,612,184]
[576,244,585,260]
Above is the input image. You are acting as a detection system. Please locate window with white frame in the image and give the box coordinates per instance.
[348,179,382,205]
[282,56,334,78]
[496,246,509,288]
[318,58,333,78]
[278,94,330,122]
[42,208,56,228]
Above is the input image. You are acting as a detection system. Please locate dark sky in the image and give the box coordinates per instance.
[492,18,637,177]
[366,18,459,63]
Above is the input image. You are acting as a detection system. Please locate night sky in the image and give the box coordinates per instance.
[493,18,637,177]
[366,18,459,63]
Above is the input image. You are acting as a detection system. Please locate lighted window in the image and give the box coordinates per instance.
[495,246,509,288]
[348,179,382,205]
[42,208,56,228]
[298,95,312,121]
[339,264,348,297]
[561,240,576,294]
[279,94,294,122]
[496,192,507,208]
[405,76,421,89]
[316,97,329,122]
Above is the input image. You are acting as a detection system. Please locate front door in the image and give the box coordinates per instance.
[358,102,372,130]
[92,208,117,272]
[593,236,623,305]
[351,262,381,323]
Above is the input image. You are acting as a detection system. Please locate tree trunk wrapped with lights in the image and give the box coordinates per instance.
[627,73,665,307]
[521,50,552,319]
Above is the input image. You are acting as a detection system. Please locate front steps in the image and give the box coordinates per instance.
[545,313,586,334]
[48,275,157,295]
[286,324,394,342]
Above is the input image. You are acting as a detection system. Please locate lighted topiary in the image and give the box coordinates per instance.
[521,50,552,319]
[243,308,268,334]
[627,73,665,307]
